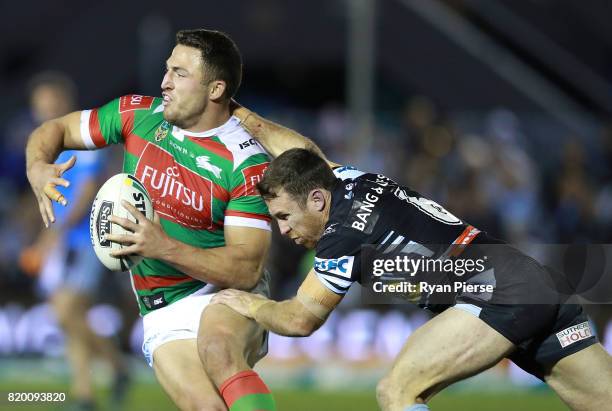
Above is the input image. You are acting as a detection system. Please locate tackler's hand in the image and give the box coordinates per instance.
[211,289,271,319]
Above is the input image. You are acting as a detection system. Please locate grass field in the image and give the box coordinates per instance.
[0,357,570,410]
[0,381,569,411]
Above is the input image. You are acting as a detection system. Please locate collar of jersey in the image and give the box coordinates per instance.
[171,115,240,140]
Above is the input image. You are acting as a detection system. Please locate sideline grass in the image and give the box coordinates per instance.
[0,382,568,411]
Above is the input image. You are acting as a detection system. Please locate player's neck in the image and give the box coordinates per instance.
[185,103,230,133]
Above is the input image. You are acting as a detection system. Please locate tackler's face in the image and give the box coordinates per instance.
[266,189,328,250]
[161,45,210,129]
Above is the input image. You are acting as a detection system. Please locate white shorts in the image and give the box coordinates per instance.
[141,271,270,367]
[142,287,212,367]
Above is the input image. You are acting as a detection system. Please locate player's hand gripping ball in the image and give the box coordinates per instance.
[90,174,153,271]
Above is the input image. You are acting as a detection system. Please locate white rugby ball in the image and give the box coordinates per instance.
[90,173,154,271]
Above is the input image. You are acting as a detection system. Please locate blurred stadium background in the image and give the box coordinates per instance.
[2,0,612,410]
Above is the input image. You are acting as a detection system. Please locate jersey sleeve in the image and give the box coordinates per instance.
[79,95,154,149]
[313,230,362,295]
[224,153,271,231]
[332,165,366,181]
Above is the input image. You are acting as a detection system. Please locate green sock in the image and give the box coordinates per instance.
[219,370,276,411]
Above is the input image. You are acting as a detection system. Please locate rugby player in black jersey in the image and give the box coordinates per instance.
[211,108,612,411]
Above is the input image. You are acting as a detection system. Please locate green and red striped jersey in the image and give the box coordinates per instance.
[80,95,271,315]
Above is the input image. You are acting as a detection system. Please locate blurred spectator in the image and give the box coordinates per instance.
[485,109,541,243]
[552,139,598,242]
[2,72,77,191]
[593,124,612,242]
[17,73,129,411]
[0,73,79,285]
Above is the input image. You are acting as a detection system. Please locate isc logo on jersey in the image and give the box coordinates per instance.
[239,138,257,150]
[314,256,355,278]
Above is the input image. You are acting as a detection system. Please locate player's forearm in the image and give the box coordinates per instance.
[252,298,324,337]
[161,238,264,289]
[26,112,87,174]
[25,121,66,172]
[235,108,325,159]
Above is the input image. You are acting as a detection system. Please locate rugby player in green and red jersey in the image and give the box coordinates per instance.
[26,29,275,411]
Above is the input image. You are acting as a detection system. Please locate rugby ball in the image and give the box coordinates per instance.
[90,173,154,271]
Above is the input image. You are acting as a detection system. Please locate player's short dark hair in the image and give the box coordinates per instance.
[176,29,242,99]
[257,148,338,206]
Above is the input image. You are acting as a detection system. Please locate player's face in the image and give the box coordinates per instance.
[161,45,210,129]
[266,189,327,249]
[30,85,73,122]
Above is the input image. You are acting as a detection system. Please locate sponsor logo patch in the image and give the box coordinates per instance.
[347,179,385,234]
[556,321,593,348]
[154,121,170,142]
[141,292,168,310]
[241,163,269,196]
[119,95,155,113]
[97,201,114,247]
[344,183,355,200]
[314,256,355,278]
[457,227,481,245]
[135,144,213,229]
[322,223,338,237]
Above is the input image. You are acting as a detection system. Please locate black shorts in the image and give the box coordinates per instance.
[455,243,598,380]
[455,302,597,380]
